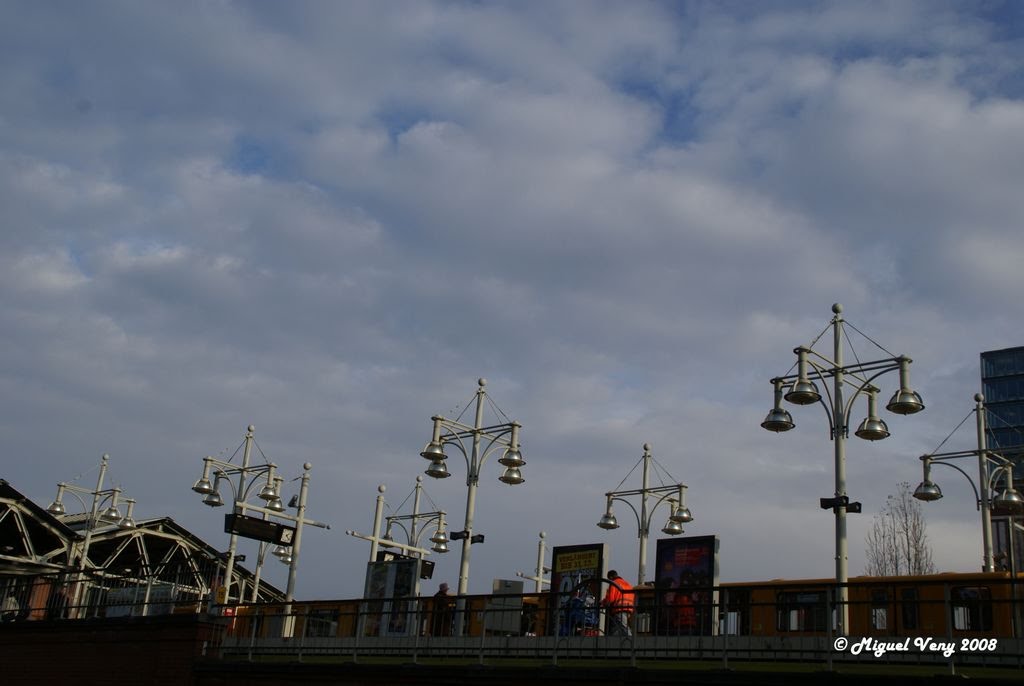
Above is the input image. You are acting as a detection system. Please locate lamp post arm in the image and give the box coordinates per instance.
[386,519,412,543]
[439,425,516,474]
[477,431,516,471]
[344,530,434,557]
[608,495,642,532]
[987,463,1016,494]
[779,376,837,437]
[439,433,472,473]
[928,458,981,506]
[235,501,330,528]
[841,365,902,418]
[649,489,680,519]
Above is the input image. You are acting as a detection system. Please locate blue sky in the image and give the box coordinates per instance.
[2,1,1024,599]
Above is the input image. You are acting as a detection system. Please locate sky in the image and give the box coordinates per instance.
[2,0,1024,600]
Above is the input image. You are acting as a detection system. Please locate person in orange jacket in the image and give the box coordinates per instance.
[601,570,635,636]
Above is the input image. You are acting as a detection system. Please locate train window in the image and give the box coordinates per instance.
[951,586,992,632]
[721,589,749,636]
[776,591,827,632]
[305,609,339,638]
[870,590,888,630]
[900,588,918,630]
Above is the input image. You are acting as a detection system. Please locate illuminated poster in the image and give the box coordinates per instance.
[654,535,719,636]
[548,542,607,636]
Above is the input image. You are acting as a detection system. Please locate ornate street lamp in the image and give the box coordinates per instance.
[418,379,526,601]
[189,427,327,622]
[913,394,1024,572]
[596,443,693,586]
[46,454,138,617]
[762,304,924,635]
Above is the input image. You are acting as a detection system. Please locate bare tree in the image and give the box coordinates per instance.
[864,482,936,576]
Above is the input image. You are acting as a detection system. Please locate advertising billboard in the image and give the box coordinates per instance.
[654,535,720,636]
[548,542,607,636]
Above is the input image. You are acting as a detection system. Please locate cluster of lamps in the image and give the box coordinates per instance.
[761,304,925,636]
[762,350,925,435]
[47,484,138,531]
[45,454,138,618]
[383,512,451,554]
[596,443,693,586]
[193,457,296,566]
[910,394,1024,573]
[419,416,526,485]
[47,454,138,531]
[913,455,1023,509]
[416,379,526,604]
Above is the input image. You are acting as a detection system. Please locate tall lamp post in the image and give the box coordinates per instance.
[190,425,286,605]
[346,482,451,564]
[46,453,138,617]
[382,477,450,594]
[418,378,526,636]
[596,443,693,586]
[912,394,1024,571]
[418,378,527,598]
[761,303,925,635]
[264,463,330,636]
[266,464,331,596]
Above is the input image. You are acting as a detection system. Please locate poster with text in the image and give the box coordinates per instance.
[548,542,607,635]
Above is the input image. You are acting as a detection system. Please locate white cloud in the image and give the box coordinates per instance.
[0,1,1021,599]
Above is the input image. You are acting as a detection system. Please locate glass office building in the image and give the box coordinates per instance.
[980,346,1024,572]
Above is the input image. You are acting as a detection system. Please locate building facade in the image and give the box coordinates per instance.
[980,346,1024,573]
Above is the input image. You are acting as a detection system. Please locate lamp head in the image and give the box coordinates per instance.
[432,540,449,554]
[430,528,448,545]
[498,446,525,468]
[101,504,123,524]
[670,505,693,524]
[887,389,925,415]
[994,487,1024,512]
[597,511,619,530]
[47,500,66,516]
[785,379,821,405]
[661,519,684,535]
[191,477,215,495]
[266,497,285,513]
[425,459,451,479]
[855,416,890,441]
[420,441,447,461]
[761,407,795,432]
[258,481,280,501]
[913,480,943,502]
[498,466,524,485]
[203,490,224,507]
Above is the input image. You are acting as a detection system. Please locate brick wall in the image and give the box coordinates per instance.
[0,614,226,686]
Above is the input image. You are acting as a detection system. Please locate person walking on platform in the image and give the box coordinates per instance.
[431,582,454,636]
[601,570,635,636]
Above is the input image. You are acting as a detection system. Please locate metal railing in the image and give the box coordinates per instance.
[0,572,207,622]
[210,578,1024,668]
[6,574,1023,669]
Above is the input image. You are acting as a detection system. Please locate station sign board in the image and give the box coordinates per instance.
[224,513,296,545]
